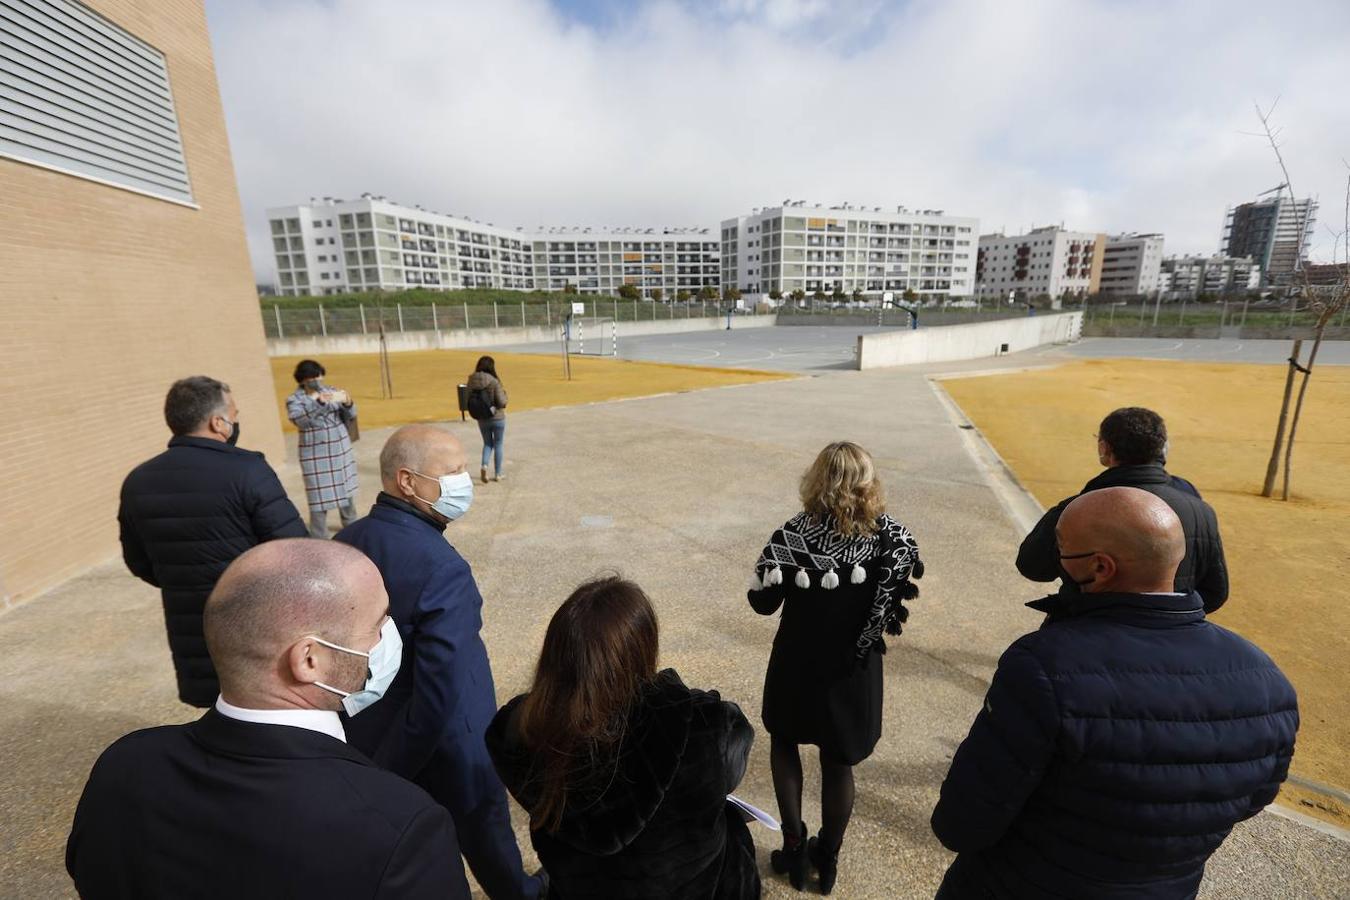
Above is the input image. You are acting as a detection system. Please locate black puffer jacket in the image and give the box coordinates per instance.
[486,670,761,900]
[118,437,306,706]
[1017,464,1229,612]
[932,590,1298,899]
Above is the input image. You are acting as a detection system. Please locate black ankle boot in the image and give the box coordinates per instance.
[808,834,840,895]
[770,821,809,890]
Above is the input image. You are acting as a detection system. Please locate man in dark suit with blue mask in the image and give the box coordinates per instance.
[67,539,471,899]
[337,424,545,899]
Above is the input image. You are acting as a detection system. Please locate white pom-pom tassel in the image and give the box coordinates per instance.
[794,569,811,589]
[850,564,866,585]
[750,570,764,591]
[822,569,839,590]
[765,566,783,586]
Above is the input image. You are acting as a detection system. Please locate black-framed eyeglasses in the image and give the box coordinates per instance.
[1059,550,1098,560]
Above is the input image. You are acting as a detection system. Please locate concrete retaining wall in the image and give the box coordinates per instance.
[856,311,1082,370]
[267,314,778,357]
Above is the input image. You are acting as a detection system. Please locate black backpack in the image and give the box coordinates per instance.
[467,386,495,421]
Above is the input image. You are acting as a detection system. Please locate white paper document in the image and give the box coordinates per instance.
[727,794,781,831]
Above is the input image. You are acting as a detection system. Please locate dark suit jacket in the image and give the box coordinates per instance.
[336,494,534,898]
[66,710,470,900]
[118,436,306,705]
[335,494,500,782]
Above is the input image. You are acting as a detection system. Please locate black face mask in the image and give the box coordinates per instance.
[226,420,240,446]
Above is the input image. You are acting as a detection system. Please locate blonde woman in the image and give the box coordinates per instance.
[748,441,923,895]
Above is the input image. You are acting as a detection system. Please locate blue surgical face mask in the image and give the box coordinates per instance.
[314,617,403,716]
[412,470,473,521]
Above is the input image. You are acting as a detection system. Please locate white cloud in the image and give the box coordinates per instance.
[205,0,1350,282]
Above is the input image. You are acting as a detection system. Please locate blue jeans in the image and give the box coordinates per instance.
[478,418,505,475]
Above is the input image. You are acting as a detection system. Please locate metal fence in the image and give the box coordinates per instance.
[1080,297,1350,340]
[260,298,757,339]
[777,297,1350,341]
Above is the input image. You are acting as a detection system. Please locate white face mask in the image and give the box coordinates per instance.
[313,617,403,716]
[411,470,474,521]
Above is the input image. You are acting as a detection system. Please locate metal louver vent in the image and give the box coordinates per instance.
[0,0,194,205]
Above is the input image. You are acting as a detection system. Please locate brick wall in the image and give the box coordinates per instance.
[0,0,285,608]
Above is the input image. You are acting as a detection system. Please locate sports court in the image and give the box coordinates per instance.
[1061,337,1350,365]
[495,323,897,372]
[503,326,1350,371]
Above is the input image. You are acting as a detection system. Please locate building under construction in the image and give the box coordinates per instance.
[1221,190,1317,286]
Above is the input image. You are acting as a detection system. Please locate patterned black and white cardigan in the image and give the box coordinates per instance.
[753,512,924,659]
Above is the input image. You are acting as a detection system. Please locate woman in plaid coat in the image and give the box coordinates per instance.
[286,359,359,538]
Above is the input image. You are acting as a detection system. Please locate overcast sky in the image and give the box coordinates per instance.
[204,0,1350,283]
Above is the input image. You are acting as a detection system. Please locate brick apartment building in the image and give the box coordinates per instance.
[0,0,283,607]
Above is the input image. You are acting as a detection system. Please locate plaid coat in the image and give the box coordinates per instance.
[287,388,358,511]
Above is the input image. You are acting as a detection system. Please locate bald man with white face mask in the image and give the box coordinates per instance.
[933,488,1297,900]
[67,539,470,900]
[336,425,546,900]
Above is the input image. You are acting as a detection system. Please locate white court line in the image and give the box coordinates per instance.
[672,345,724,361]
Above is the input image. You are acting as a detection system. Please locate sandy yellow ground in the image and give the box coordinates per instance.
[270,349,790,431]
[943,359,1350,824]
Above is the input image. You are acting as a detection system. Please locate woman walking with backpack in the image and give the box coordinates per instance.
[466,355,507,483]
[748,441,923,895]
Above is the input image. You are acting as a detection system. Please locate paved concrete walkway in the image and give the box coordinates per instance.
[2,351,1345,898]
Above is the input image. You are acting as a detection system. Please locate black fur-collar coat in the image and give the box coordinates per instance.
[486,670,761,899]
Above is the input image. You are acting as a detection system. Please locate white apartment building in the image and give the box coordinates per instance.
[266,196,718,298]
[720,202,978,300]
[530,227,719,298]
[976,226,1105,301]
[1099,233,1165,296]
[1159,254,1260,299]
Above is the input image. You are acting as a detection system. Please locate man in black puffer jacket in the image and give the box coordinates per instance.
[1017,406,1229,612]
[119,376,306,706]
[933,487,1297,900]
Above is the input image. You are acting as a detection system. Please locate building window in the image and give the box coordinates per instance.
[0,0,195,205]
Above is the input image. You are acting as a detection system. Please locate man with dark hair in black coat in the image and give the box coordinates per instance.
[67,540,470,899]
[118,376,306,706]
[933,487,1297,899]
[1017,406,1229,612]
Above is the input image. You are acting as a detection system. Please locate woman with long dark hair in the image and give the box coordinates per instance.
[466,355,507,483]
[486,576,761,899]
[748,442,923,894]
